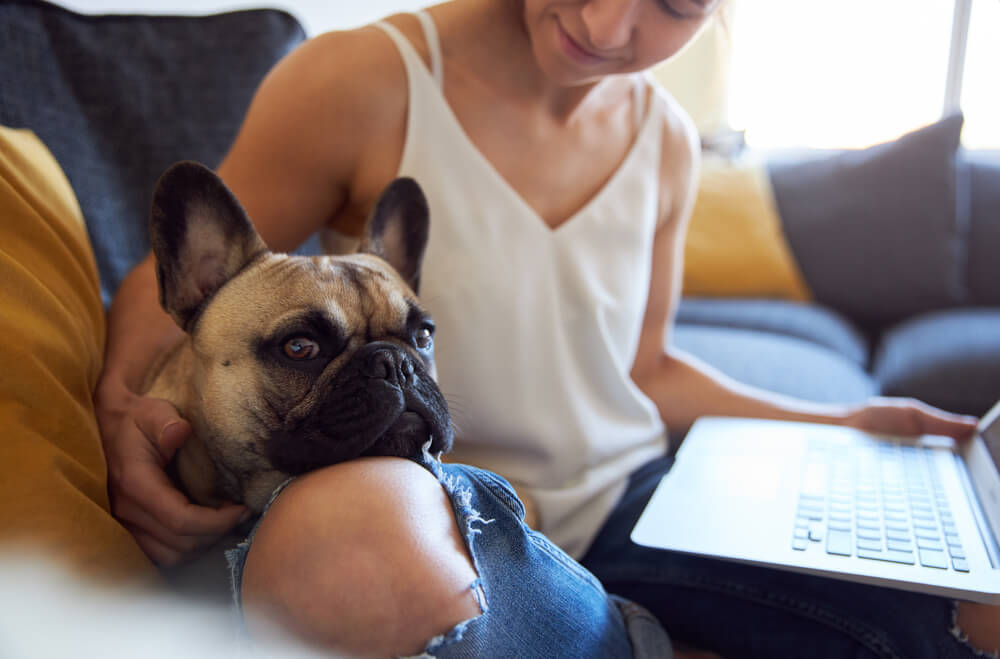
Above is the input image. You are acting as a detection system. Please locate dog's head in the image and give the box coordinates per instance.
[149,161,452,509]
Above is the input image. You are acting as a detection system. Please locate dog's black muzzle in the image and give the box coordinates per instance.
[268,341,453,475]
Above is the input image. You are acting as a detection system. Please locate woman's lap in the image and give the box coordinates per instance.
[228,454,671,658]
[429,461,670,658]
[581,455,983,659]
[225,449,989,658]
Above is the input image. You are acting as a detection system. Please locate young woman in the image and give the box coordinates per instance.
[97,0,997,656]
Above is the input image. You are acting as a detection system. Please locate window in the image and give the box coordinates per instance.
[721,0,997,150]
[962,0,1000,148]
[726,0,957,149]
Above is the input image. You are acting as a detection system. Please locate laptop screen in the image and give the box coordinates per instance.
[980,402,1000,471]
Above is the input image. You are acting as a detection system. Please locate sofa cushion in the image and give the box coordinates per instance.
[873,309,1000,417]
[965,150,1000,305]
[682,156,811,301]
[768,114,967,328]
[677,298,869,366]
[671,325,878,404]
[0,126,155,582]
[0,0,306,306]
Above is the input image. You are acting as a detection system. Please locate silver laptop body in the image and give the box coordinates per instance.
[631,402,1000,603]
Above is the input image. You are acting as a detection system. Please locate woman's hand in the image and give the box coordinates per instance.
[844,396,978,442]
[95,382,248,566]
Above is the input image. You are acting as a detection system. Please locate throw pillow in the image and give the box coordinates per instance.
[0,126,155,583]
[966,150,1000,305]
[768,114,966,327]
[683,156,812,301]
[0,0,307,306]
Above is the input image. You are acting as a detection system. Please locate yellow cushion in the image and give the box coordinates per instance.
[0,127,155,582]
[683,156,812,301]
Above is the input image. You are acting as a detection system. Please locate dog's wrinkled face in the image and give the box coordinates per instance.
[196,252,451,473]
[148,162,452,509]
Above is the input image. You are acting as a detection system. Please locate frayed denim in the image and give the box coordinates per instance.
[226,450,671,658]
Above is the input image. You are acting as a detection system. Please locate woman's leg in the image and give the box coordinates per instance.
[235,457,661,658]
[581,455,999,659]
[240,458,482,658]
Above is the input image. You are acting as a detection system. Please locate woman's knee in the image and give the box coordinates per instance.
[240,457,481,658]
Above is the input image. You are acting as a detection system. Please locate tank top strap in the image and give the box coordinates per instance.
[374,20,420,72]
[374,15,443,90]
[414,10,444,88]
[632,75,648,129]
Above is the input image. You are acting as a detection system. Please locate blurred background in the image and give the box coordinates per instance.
[55,0,1000,151]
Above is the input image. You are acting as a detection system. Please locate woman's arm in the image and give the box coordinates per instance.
[94,254,249,565]
[630,101,977,441]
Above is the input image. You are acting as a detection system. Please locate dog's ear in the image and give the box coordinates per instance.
[360,177,429,293]
[149,161,269,332]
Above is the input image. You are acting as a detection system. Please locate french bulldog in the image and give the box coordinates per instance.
[141,161,453,512]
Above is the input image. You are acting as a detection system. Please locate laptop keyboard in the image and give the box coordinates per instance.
[792,440,968,572]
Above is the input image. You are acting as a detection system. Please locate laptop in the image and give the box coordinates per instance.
[631,401,1000,603]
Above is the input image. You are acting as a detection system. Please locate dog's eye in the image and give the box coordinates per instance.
[415,326,433,351]
[283,337,320,360]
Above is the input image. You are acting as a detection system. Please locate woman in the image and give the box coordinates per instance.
[96,0,997,656]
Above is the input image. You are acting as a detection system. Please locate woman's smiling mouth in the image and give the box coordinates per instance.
[555,19,612,67]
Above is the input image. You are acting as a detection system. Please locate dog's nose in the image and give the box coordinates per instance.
[365,346,415,386]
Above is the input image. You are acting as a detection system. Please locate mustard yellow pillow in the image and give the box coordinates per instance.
[0,127,155,583]
[683,156,812,301]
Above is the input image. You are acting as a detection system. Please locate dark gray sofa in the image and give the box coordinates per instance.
[3,0,998,425]
[674,114,1000,418]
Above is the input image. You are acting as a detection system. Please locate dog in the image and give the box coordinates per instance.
[141,161,453,512]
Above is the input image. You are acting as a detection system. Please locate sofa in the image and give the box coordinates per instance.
[2,0,999,585]
[674,112,1000,421]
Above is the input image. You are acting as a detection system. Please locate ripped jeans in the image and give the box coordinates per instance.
[226,453,671,658]
[581,455,997,659]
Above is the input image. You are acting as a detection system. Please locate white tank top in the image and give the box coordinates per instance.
[376,14,668,558]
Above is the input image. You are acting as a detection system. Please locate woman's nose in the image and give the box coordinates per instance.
[580,0,640,51]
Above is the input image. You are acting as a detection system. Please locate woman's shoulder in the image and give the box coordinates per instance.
[642,76,701,227]
[646,77,700,165]
[232,17,422,182]
[276,21,413,117]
